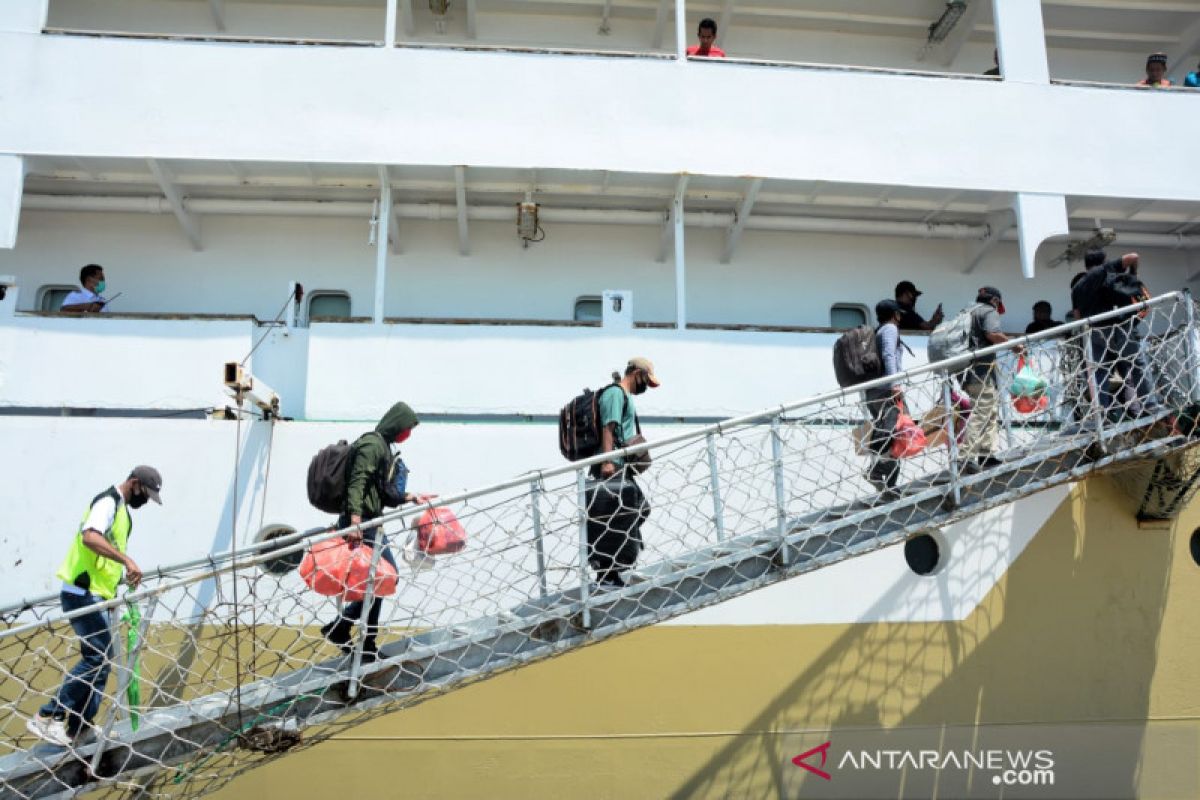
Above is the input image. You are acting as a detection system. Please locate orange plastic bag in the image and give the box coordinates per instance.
[889,409,928,459]
[414,508,467,555]
[343,545,398,602]
[298,538,350,597]
[299,537,398,601]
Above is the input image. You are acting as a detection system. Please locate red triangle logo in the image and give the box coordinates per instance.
[791,741,832,781]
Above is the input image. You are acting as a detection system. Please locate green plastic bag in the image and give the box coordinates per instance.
[121,602,142,731]
[1009,357,1048,399]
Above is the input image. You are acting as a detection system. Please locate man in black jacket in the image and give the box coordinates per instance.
[1071,250,1158,420]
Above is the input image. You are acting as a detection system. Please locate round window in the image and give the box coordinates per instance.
[904,533,942,577]
[254,524,303,576]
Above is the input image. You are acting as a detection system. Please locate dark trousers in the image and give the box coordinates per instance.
[863,387,900,489]
[40,591,112,736]
[334,516,397,639]
[1091,321,1158,417]
[585,473,650,583]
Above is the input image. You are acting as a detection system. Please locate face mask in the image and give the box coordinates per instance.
[95,280,107,294]
[128,490,148,509]
[395,429,412,445]
[631,373,649,396]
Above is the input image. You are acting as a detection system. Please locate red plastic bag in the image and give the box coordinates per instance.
[298,537,398,601]
[890,408,927,459]
[298,538,350,597]
[1013,395,1050,415]
[414,508,467,555]
[343,545,398,602]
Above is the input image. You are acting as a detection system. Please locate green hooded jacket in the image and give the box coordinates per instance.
[343,401,419,520]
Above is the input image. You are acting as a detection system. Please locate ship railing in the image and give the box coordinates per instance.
[1,290,1198,798]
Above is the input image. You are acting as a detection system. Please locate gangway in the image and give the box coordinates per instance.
[2,292,1199,799]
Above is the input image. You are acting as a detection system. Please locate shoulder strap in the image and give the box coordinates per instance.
[598,383,640,441]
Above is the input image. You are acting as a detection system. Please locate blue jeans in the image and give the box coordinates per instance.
[39,591,113,736]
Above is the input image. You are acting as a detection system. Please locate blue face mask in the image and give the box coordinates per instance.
[95,280,106,294]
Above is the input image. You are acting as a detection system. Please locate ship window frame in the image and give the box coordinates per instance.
[574,295,603,323]
[904,531,948,577]
[307,290,352,324]
[830,303,869,330]
[37,284,78,313]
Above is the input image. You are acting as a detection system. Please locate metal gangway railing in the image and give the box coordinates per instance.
[3,292,1200,800]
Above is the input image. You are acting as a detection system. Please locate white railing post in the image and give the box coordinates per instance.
[530,478,548,598]
[705,433,726,542]
[770,416,789,565]
[576,469,592,629]
[998,358,1016,450]
[90,595,157,776]
[1081,323,1108,452]
[1185,292,1200,404]
[347,527,386,699]
[941,377,962,508]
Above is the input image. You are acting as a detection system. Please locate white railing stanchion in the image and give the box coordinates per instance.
[770,415,789,565]
[347,525,386,699]
[576,468,592,629]
[1185,292,1200,404]
[530,478,548,598]
[89,595,158,777]
[706,433,726,542]
[942,377,963,508]
[1081,324,1108,452]
[998,358,1016,450]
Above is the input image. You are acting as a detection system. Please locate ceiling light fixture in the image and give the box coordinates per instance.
[926,1,967,45]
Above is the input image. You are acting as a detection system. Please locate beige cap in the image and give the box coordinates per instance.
[627,357,661,388]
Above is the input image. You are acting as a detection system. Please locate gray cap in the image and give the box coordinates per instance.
[129,465,163,504]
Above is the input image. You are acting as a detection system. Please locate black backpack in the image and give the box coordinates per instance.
[559,383,624,462]
[307,440,352,514]
[306,432,390,514]
[833,324,882,388]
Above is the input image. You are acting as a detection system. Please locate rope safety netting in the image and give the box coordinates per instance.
[2,292,1199,799]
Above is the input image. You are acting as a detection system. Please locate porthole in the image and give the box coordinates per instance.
[904,532,945,577]
[254,524,303,576]
[1190,529,1200,567]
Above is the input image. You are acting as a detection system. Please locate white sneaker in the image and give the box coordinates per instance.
[25,715,71,747]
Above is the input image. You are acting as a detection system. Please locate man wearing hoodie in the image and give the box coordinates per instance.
[321,401,426,660]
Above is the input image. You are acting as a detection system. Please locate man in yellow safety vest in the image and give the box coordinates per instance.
[25,466,162,748]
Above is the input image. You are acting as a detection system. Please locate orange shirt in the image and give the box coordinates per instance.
[687,45,726,57]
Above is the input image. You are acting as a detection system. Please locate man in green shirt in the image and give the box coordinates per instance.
[587,358,660,587]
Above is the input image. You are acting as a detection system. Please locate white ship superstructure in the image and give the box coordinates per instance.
[2,2,1200,798]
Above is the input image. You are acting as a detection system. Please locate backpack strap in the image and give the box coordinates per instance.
[598,382,638,444]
